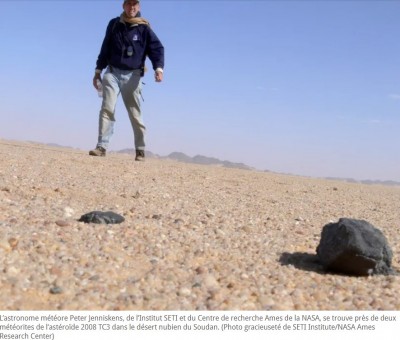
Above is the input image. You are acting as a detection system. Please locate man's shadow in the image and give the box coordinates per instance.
[279,252,325,274]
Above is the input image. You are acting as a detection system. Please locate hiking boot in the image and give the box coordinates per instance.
[135,150,145,161]
[89,146,106,157]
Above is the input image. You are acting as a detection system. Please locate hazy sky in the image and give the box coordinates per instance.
[0,0,399,181]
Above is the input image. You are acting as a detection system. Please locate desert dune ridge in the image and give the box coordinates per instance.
[0,139,399,310]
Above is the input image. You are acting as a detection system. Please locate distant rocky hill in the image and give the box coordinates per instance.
[324,177,400,187]
[40,143,399,186]
[116,149,254,171]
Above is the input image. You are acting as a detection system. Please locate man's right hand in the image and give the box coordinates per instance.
[93,73,102,89]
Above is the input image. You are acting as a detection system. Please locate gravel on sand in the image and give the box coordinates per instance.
[0,140,399,310]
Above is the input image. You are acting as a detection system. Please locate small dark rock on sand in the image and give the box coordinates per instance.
[78,211,125,224]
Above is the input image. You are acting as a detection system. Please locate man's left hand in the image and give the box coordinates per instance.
[155,71,163,82]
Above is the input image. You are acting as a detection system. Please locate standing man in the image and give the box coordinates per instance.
[90,0,164,161]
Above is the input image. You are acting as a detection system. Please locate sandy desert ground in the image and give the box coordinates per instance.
[0,139,399,310]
